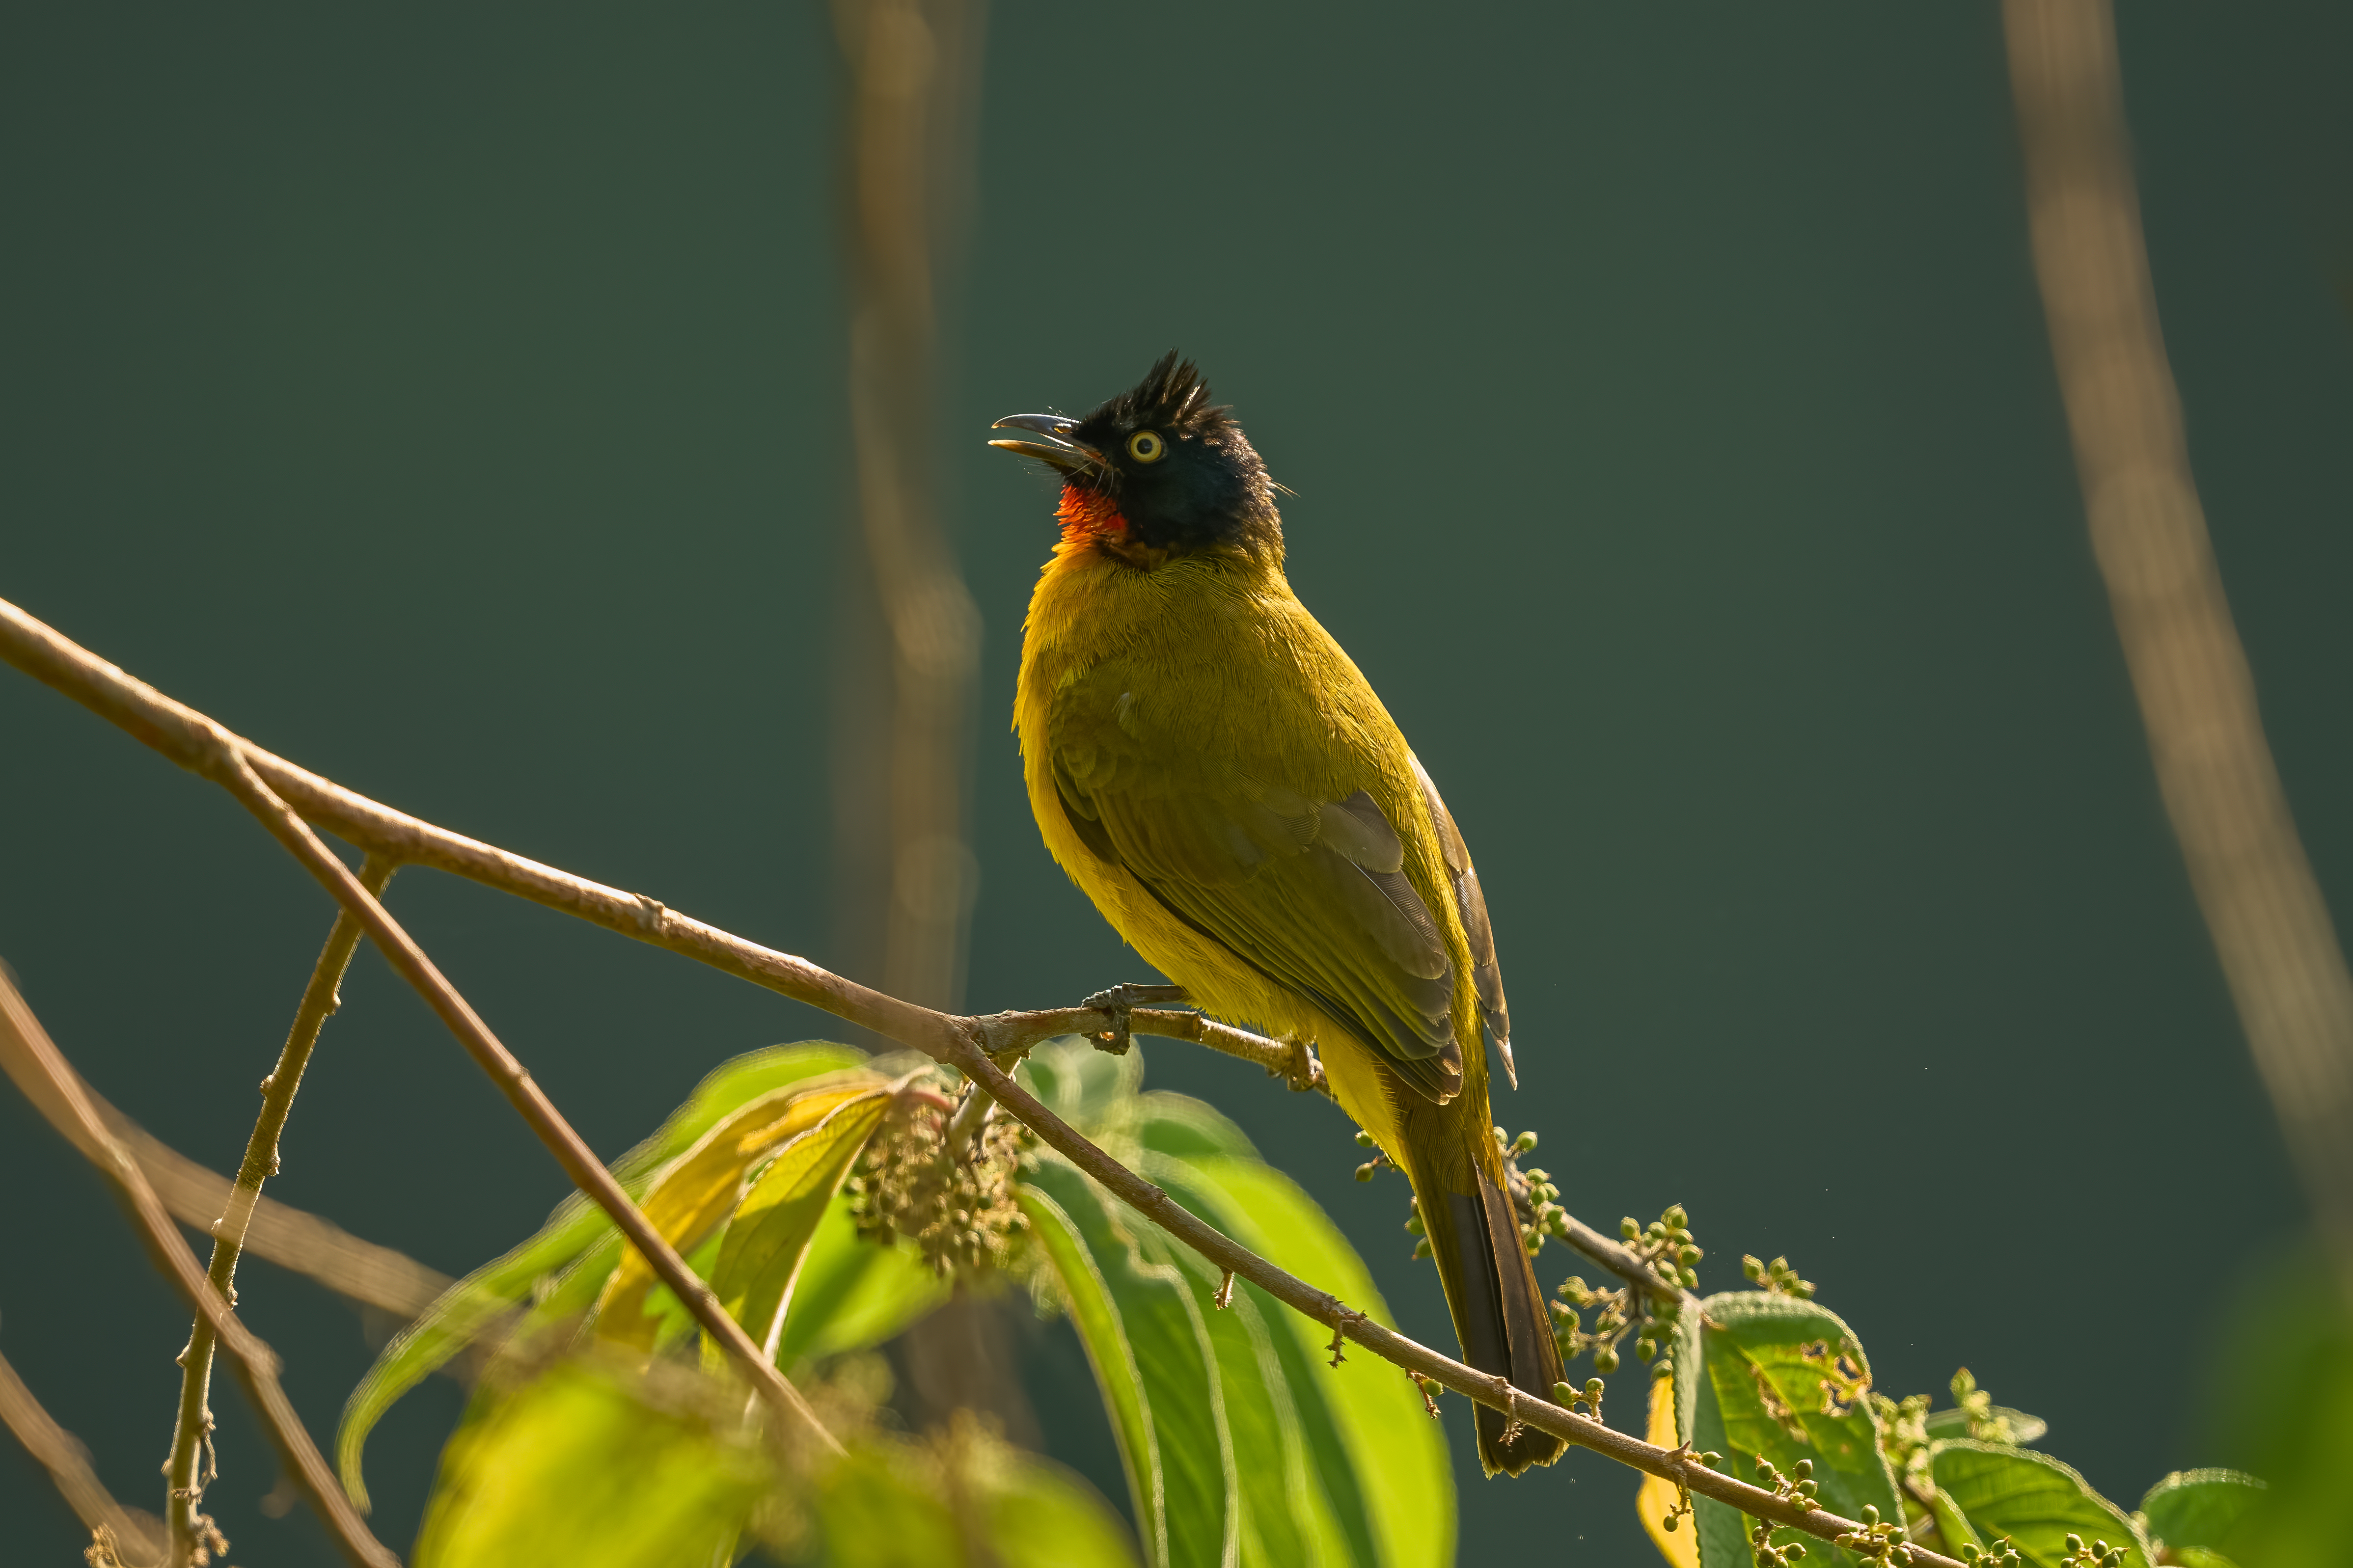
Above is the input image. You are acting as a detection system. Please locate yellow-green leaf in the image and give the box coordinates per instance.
[1932,1440,2151,1568]
[593,1070,885,1347]
[412,1356,767,1568]
[707,1087,896,1354]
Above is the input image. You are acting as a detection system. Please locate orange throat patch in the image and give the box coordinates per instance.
[1056,484,1128,542]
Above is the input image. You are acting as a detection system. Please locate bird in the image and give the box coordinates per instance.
[989,351,1566,1477]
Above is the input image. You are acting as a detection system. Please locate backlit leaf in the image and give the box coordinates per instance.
[1932,1440,2151,1568]
[411,1355,767,1568]
[595,1071,887,1348]
[2138,1469,2263,1561]
[1019,1155,1235,1568]
[1161,1151,1453,1568]
[337,1042,865,1507]
[1684,1292,1904,1568]
[706,1087,896,1357]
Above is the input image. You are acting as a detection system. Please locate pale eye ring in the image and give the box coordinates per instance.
[1126,429,1166,463]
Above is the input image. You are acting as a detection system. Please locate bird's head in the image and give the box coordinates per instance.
[989,352,1281,562]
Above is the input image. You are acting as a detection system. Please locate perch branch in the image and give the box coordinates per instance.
[0,600,1948,1562]
[0,972,399,1568]
[164,856,394,1562]
[0,1348,167,1566]
[940,1036,1961,1566]
[2006,0,2353,1285]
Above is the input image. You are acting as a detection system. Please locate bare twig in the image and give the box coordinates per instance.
[164,857,394,1561]
[0,603,1959,1561]
[198,741,844,1461]
[0,1349,167,1566]
[0,972,399,1568]
[112,1110,456,1320]
[2005,0,2353,1286]
[6,1036,454,1320]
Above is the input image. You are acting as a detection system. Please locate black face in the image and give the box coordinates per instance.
[990,352,1280,555]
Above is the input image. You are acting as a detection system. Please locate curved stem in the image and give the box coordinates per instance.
[164,856,394,1563]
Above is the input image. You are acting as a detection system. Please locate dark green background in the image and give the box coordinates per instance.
[4,4,2347,1563]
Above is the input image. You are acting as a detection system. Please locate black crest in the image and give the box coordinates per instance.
[1083,352,1234,441]
[1068,352,1279,556]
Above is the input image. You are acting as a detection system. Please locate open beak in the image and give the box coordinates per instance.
[989,413,1105,479]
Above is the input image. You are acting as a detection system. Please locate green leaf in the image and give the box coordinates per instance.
[1018,1157,1235,1568]
[1159,1153,1453,1568]
[411,1355,768,1568]
[1924,1405,2049,1446]
[336,1041,867,1508]
[595,1071,888,1347]
[981,1447,1146,1568]
[1018,1036,1146,1136]
[1684,1292,1904,1568]
[769,1191,952,1368]
[2138,1469,2265,1557]
[807,1432,1140,1568]
[2164,1548,2240,1568]
[1932,1439,2152,1568]
[1139,1206,1311,1567]
[1134,1089,1259,1161]
[706,1087,896,1357]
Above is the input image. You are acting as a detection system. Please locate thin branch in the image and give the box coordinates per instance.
[195,739,844,1461]
[5,1026,454,1321]
[0,1348,167,1566]
[937,1036,1963,1567]
[0,602,1955,1562]
[2005,0,2353,1288]
[165,856,394,1562]
[0,972,399,1568]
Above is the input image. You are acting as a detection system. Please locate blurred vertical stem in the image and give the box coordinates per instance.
[164,854,396,1564]
[2005,0,2353,1290]
[834,0,987,1013]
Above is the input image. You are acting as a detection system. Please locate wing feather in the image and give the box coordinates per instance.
[1408,752,1515,1086]
[1054,706,1464,1098]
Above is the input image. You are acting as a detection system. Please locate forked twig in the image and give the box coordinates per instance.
[0,973,400,1568]
[0,598,1963,1565]
[199,741,843,1462]
[164,856,395,1562]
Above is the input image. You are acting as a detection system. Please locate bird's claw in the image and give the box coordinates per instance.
[1080,983,1190,1056]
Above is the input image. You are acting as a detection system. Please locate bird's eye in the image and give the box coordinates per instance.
[1126,429,1166,463]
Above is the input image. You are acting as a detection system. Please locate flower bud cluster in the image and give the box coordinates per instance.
[1960,1537,2022,1568]
[1493,1127,1571,1255]
[2057,1535,2124,1568]
[1743,1252,1816,1299]
[1746,1457,1819,1566]
[1550,1203,1701,1377]
[1831,1502,1912,1566]
[844,1098,1030,1279]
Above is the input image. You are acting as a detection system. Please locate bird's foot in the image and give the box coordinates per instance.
[1281,1036,1324,1094]
[1080,983,1191,1055]
[1326,1308,1368,1368]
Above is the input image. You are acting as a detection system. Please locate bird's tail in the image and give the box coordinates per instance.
[1416,1154,1568,1476]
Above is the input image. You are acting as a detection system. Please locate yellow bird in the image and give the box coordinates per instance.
[990,353,1566,1476]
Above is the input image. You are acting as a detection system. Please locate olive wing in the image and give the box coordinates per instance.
[1053,741,1466,1102]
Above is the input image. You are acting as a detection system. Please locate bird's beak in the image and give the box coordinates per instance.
[989,413,1106,479]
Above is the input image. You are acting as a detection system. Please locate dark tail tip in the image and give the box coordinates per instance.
[1473,1170,1569,1477]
